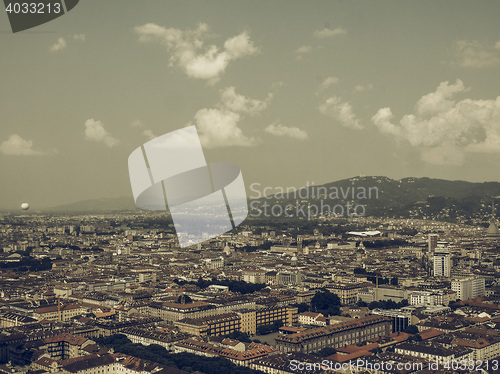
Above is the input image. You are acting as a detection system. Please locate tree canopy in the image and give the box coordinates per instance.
[311,290,341,316]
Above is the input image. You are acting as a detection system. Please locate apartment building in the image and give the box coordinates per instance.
[174,313,241,337]
[275,315,391,354]
[451,277,485,301]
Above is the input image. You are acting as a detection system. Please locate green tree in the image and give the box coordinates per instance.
[311,290,341,315]
[402,325,419,335]
[312,347,337,357]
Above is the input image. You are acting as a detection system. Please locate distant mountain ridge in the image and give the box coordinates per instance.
[250,176,500,221]
[42,176,500,220]
[44,196,137,213]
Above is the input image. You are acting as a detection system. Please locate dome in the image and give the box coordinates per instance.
[487,221,500,236]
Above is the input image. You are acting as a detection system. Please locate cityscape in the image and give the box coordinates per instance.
[2,0,500,373]
[0,189,499,373]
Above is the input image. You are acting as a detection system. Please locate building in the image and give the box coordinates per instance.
[201,256,225,269]
[276,271,303,286]
[121,328,188,350]
[327,283,369,305]
[395,341,474,367]
[59,354,116,373]
[242,270,267,284]
[486,205,500,239]
[33,304,83,322]
[0,312,37,328]
[43,333,94,360]
[275,315,391,354]
[433,250,451,277]
[433,331,500,361]
[428,234,438,252]
[357,285,408,303]
[174,313,241,337]
[409,289,456,306]
[370,309,411,333]
[451,277,485,301]
[148,301,216,322]
[298,312,324,326]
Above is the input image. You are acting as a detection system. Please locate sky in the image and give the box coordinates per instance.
[1,0,500,209]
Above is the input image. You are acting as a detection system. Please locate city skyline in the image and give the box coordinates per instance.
[2,1,500,209]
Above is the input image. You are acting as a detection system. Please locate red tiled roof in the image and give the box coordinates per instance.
[419,328,444,340]
[44,333,88,346]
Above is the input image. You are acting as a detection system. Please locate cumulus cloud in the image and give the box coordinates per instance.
[191,87,271,147]
[50,37,66,52]
[371,79,500,165]
[354,83,373,92]
[0,134,46,156]
[294,45,312,59]
[84,119,119,147]
[453,39,500,68]
[50,34,85,52]
[319,96,362,129]
[316,76,339,95]
[142,129,157,140]
[134,23,258,82]
[220,86,271,115]
[265,123,308,140]
[314,27,347,38]
[72,34,86,41]
[194,109,254,148]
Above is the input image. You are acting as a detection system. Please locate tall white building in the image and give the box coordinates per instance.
[433,250,451,277]
[451,277,485,301]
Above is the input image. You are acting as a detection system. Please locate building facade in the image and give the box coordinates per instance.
[275,315,391,354]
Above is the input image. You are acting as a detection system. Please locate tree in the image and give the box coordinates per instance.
[357,300,368,307]
[225,331,251,343]
[311,290,341,315]
[312,347,337,357]
[256,321,283,335]
[402,325,419,335]
[292,303,310,313]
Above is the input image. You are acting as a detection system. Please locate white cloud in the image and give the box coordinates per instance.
[142,129,157,140]
[265,123,308,140]
[72,34,86,41]
[319,96,362,129]
[130,120,144,128]
[135,23,258,82]
[194,109,254,148]
[454,39,500,68]
[314,27,347,38]
[294,45,312,59]
[371,79,500,165]
[414,79,468,117]
[316,76,339,94]
[354,84,373,92]
[322,76,339,87]
[371,107,401,137]
[84,119,119,147]
[220,86,270,115]
[50,37,66,52]
[50,34,85,52]
[191,87,271,147]
[0,134,45,156]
